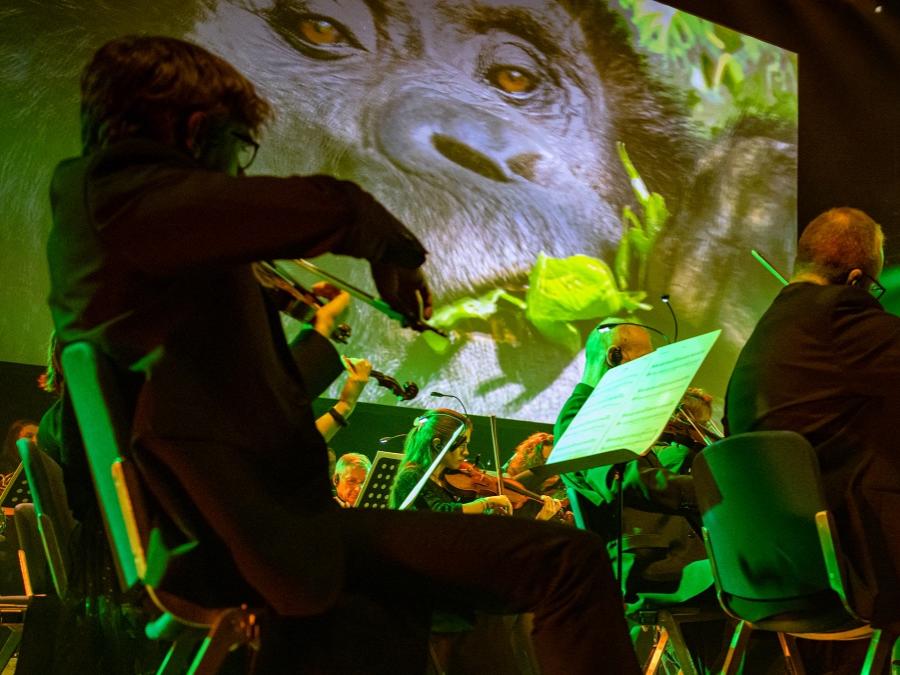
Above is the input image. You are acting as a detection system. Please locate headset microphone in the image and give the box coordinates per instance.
[661,294,679,342]
[430,391,468,416]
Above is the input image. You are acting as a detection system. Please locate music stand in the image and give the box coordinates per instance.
[536,331,721,589]
[355,451,404,509]
[0,465,32,509]
[538,330,721,478]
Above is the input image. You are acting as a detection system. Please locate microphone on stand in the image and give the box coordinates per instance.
[661,294,679,342]
[379,433,407,444]
[430,391,468,417]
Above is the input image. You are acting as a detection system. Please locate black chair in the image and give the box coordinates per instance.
[0,513,29,670]
[61,341,260,675]
[693,430,898,674]
[566,485,721,675]
[16,438,76,601]
[13,502,49,596]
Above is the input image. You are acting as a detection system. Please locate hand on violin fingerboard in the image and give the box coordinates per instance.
[680,387,713,423]
[313,283,351,338]
[535,495,564,521]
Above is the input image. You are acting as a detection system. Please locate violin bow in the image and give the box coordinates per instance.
[489,415,505,498]
[291,258,449,338]
[750,249,788,286]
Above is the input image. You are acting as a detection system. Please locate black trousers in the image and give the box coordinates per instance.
[248,510,638,675]
[146,439,640,675]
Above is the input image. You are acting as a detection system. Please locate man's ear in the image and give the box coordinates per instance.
[846,268,864,288]
[332,473,340,487]
[184,110,208,153]
[432,437,442,451]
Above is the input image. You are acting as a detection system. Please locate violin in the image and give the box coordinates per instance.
[369,371,418,401]
[444,462,572,523]
[256,260,352,342]
[255,261,419,401]
[660,388,723,448]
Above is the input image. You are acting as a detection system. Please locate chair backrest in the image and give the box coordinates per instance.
[692,431,854,628]
[61,342,202,597]
[12,503,49,596]
[61,341,142,590]
[16,438,77,599]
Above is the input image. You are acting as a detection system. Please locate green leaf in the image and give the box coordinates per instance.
[420,288,525,353]
[616,142,650,204]
[421,330,454,354]
[525,252,649,324]
[628,227,652,256]
[614,227,632,290]
[644,193,671,242]
[713,23,744,53]
[530,317,583,355]
[430,288,525,329]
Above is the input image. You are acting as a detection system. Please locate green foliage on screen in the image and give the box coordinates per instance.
[615,0,799,137]
[427,144,663,355]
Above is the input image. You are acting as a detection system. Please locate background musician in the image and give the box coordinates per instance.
[0,419,37,486]
[390,408,515,515]
[726,207,900,636]
[390,408,563,520]
[332,452,371,508]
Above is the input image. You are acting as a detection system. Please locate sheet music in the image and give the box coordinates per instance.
[543,330,720,473]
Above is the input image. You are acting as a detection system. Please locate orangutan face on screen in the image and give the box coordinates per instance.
[1,0,795,419]
[184,0,795,419]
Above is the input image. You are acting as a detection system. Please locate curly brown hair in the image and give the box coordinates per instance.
[80,35,272,152]
[505,432,554,477]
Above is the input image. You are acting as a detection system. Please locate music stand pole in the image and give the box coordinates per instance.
[612,462,625,594]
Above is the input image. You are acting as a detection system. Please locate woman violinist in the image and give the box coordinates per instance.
[389,409,561,674]
[389,409,562,520]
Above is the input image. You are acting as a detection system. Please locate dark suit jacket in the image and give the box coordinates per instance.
[555,383,712,611]
[725,282,900,628]
[47,139,425,615]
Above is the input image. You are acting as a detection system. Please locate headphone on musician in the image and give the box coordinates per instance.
[411,409,470,451]
[595,321,670,369]
[607,346,624,368]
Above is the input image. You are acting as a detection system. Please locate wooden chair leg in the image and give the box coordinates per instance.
[643,627,668,675]
[427,635,448,675]
[189,607,259,675]
[721,620,752,675]
[657,611,700,675]
[777,633,807,675]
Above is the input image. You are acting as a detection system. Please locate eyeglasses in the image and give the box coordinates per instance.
[231,130,260,171]
[861,272,886,300]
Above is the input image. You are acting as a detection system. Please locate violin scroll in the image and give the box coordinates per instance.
[370,370,418,401]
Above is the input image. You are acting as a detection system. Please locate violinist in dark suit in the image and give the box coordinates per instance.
[726,207,900,632]
[47,35,639,673]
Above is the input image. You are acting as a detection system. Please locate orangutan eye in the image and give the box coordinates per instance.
[265,6,367,60]
[298,17,346,46]
[488,66,538,95]
[479,40,554,105]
